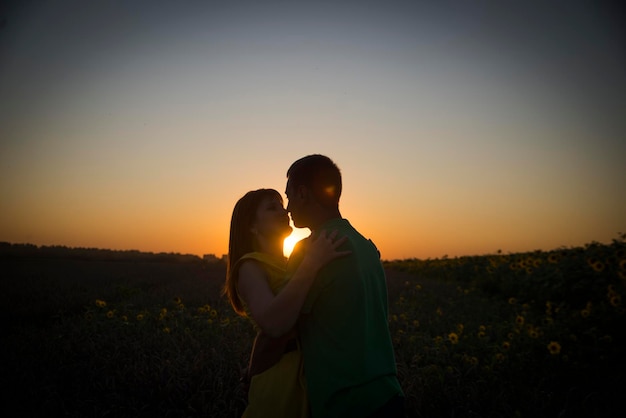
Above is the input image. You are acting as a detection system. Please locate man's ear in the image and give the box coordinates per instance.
[296,185,308,201]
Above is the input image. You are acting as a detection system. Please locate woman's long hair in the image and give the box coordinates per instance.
[223,188,284,315]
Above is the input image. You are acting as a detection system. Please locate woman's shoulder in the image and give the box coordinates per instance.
[232,252,263,269]
[239,252,284,267]
[237,257,268,280]
[234,253,265,273]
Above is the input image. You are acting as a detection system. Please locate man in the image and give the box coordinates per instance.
[285,154,404,418]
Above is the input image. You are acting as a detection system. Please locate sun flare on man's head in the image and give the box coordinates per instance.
[283,227,311,257]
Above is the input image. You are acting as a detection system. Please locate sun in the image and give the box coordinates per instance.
[283,227,311,257]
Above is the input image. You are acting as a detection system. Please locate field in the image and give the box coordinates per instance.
[2,236,625,417]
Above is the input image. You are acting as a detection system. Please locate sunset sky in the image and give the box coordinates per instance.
[1,0,624,260]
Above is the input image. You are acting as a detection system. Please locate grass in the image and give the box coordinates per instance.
[2,236,625,417]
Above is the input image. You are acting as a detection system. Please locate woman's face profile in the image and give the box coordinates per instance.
[253,196,292,241]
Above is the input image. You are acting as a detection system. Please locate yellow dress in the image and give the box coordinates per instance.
[234,252,308,418]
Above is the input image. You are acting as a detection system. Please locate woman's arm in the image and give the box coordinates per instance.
[237,230,349,338]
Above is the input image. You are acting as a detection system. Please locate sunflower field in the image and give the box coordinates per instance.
[384,233,626,417]
[2,235,625,417]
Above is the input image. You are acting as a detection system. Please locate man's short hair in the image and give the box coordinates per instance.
[287,154,342,208]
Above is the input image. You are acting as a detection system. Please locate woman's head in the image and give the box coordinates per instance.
[224,188,291,314]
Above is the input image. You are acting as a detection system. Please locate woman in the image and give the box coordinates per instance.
[223,188,349,417]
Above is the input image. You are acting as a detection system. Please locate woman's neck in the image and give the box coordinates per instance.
[255,236,285,260]
[264,245,285,259]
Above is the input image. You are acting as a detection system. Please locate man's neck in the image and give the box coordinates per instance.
[309,209,342,231]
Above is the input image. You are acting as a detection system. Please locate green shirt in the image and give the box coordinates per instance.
[287,218,403,418]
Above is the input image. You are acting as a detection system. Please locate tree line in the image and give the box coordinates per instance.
[0,242,223,265]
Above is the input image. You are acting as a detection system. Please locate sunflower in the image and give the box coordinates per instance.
[95,299,107,308]
[448,332,459,345]
[547,341,561,355]
[592,261,605,272]
[515,315,525,326]
[610,295,622,307]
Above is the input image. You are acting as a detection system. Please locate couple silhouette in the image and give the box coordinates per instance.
[224,154,404,418]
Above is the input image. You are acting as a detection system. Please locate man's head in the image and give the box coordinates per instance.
[285,154,342,228]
